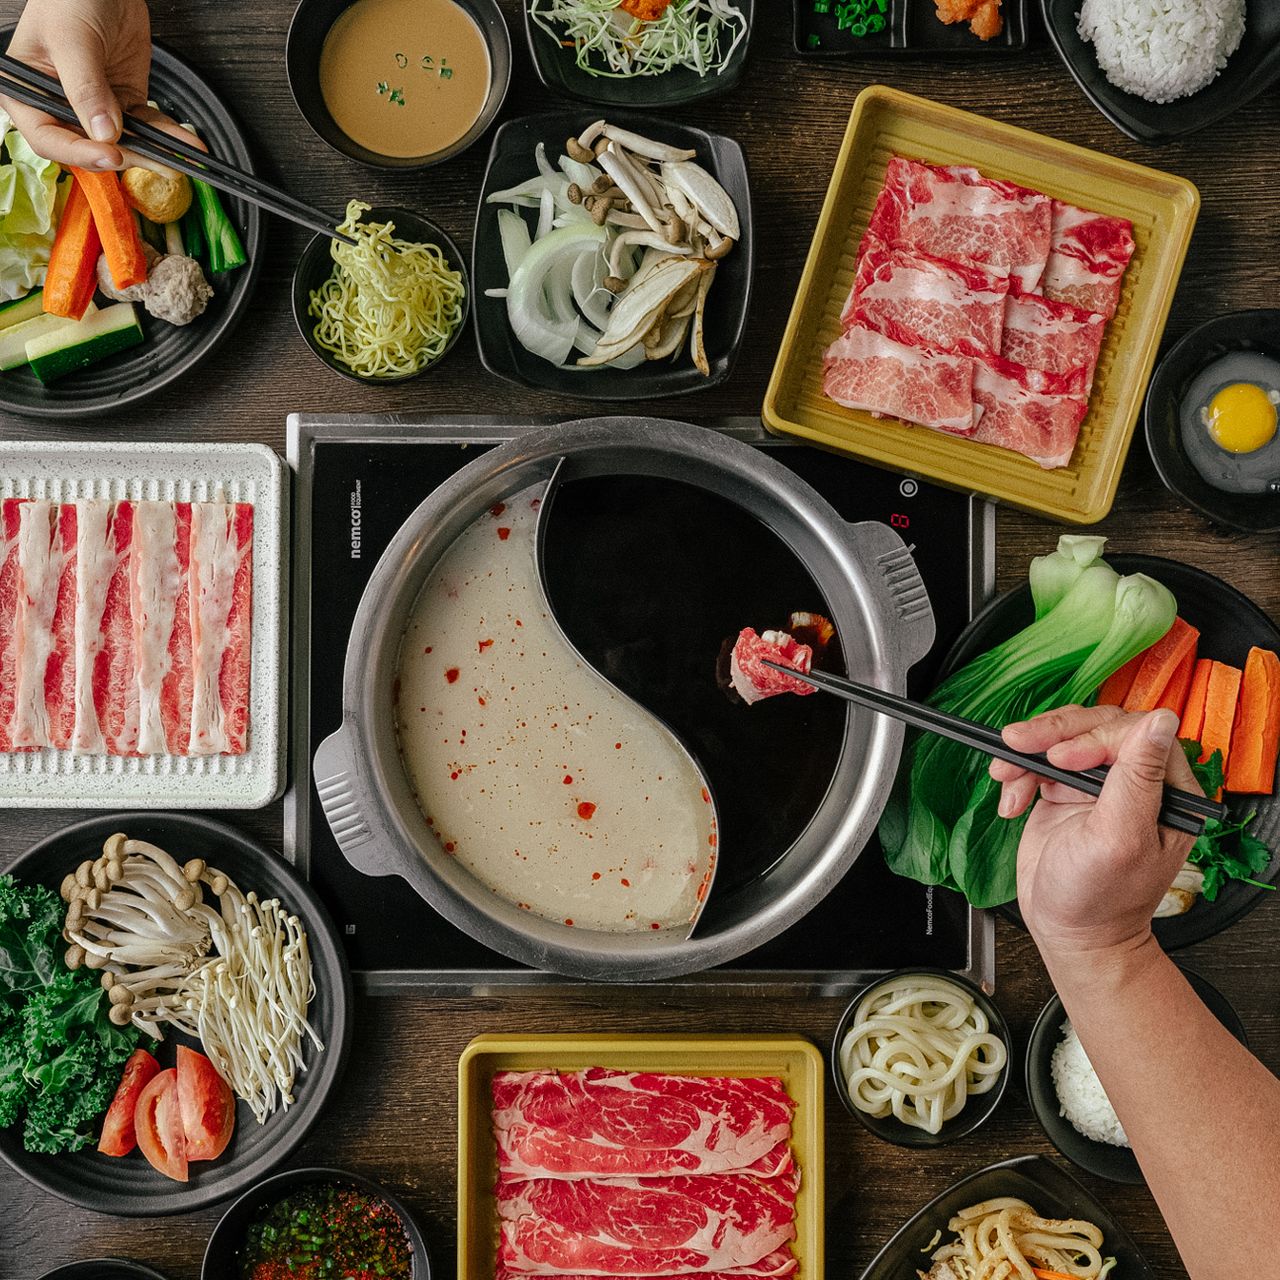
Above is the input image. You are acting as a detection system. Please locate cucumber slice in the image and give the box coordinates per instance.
[0,289,45,331]
[27,303,143,384]
[0,304,97,371]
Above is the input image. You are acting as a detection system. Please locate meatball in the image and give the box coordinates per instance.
[142,255,214,326]
[96,243,160,303]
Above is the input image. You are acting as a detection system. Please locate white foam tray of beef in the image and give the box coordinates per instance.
[0,442,286,808]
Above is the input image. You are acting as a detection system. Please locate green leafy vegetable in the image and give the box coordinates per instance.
[0,873,142,1154]
[0,111,64,301]
[880,537,1178,908]
[1183,744,1277,902]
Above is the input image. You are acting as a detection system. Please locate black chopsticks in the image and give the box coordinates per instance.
[0,54,357,247]
[762,661,1226,837]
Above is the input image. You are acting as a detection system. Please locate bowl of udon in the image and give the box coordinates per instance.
[285,0,511,169]
[291,204,471,383]
[831,967,1011,1148]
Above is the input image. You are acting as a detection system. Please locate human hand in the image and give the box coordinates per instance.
[989,704,1200,961]
[2,0,173,169]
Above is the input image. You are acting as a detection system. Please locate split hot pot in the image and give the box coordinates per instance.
[314,417,935,980]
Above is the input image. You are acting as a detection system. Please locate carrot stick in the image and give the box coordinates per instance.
[1123,617,1200,713]
[1226,647,1280,795]
[68,166,148,289]
[1096,651,1144,706]
[1180,657,1212,742]
[1032,1271,1079,1280]
[43,176,100,321]
[1155,643,1197,719]
[1200,661,1243,780]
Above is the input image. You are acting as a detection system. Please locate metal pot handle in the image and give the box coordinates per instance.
[842,520,936,669]
[314,724,399,878]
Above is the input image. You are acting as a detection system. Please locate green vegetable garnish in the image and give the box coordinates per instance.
[1183,745,1276,902]
[0,873,143,1154]
[192,178,247,274]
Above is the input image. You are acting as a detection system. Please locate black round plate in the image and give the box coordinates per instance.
[1144,308,1280,534]
[1042,0,1280,145]
[1025,965,1246,1185]
[39,1263,173,1280]
[203,1166,431,1279]
[0,814,352,1217]
[0,33,263,419]
[524,0,753,108]
[941,554,1280,950]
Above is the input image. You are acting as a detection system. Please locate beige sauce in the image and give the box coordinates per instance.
[395,484,717,934]
[319,0,491,159]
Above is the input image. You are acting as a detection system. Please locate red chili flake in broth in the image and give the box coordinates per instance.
[620,878,630,887]
[577,802,597,820]
[614,742,622,750]
[515,619,523,627]
[592,872,601,880]
[497,527,511,541]
[444,841,456,853]
[564,918,574,927]
[650,922,661,930]
[450,771,460,780]
[424,645,433,654]
[563,774,573,785]
[709,832,717,846]
[478,696,486,706]
[490,503,506,517]
[701,787,711,804]
[445,668,460,683]
[478,638,494,651]
[530,497,542,510]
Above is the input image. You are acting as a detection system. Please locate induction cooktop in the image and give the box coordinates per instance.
[286,416,995,994]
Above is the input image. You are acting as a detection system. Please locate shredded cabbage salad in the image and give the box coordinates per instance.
[529,0,748,79]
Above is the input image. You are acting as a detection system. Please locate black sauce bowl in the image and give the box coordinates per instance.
[292,206,472,384]
[831,967,1011,1148]
[1026,966,1248,1185]
[203,1166,430,1280]
[285,0,511,168]
[1143,308,1280,534]
[524,0,754,107]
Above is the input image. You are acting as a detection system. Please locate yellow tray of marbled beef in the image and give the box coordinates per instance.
[763,84,1199,524]
[457,1033,823,1280]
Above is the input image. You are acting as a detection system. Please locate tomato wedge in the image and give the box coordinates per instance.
[177,1045,236,1162]
[134,1067,188,1182]
[98,1047,161,1157]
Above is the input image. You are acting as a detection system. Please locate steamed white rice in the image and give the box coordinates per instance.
[1050,1019,1130,1148]
[1077,0,1246,104]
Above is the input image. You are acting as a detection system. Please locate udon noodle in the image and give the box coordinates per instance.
[838,976,1007,1135]
[923,1197,1115,1280]
[309,199,466,378]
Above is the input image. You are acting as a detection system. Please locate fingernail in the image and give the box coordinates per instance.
[94,155,117,170]
[997,791,1013,817]
[90,113,116,142]
[1146,710,1178,748]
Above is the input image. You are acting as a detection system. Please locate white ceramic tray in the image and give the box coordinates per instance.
[0,442,287,808]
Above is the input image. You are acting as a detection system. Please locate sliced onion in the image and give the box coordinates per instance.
[535,186,555,241]
[558,156,599,190]
[497,207,531,279]
[571,251,613,331]
[506,224,607,367]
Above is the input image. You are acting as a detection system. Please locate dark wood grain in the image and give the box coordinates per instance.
[1,1,1278,1276]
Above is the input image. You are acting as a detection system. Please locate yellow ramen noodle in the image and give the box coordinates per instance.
[309,200,466,378]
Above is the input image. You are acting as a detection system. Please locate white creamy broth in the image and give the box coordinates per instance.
[395,483,716,933]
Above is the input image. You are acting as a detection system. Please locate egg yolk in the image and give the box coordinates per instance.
[1204,382,1279,454]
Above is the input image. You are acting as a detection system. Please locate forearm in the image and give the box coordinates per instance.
[1043,936,1280,1279]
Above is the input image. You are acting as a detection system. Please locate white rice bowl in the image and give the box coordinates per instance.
[1077,0,1246,104]
[1050,1019,1130,1148]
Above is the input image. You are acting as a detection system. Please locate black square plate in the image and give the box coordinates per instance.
[1042,0,1280,144]
[794,0,1028,56]
[524,0,754,107]
[857,1154,1156,1280]
[472,110,753,400]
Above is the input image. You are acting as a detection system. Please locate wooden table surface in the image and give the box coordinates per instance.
[2,1,1278,1276]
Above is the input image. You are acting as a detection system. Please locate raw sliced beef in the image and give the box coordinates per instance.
[495,1248,799,1280]
[96,500,140,756]
[45,504,78,750]
[1039,200,1135,320]
[72,500,124,755]
[159,503,194,756]
[188,501,253,755]
[496,1167,799,1276]
[867,157,1051,291]
[492,1069,794,1180]
[10,501,68,749]
[0,498,26,752]
[729,629,815,706]
[132,501,185,755]
[971,357,1090,469]
[823,325,978,435]
[843,240,1009,358]
[1000,291,1107,387]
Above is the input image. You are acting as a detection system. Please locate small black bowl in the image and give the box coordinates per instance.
[38,1264,172,1280]
[1042,0,1280,145]
[472,110,753,400]
[831,967,1011,1148]
[1144,308,1280,534]
[285,0,511,168]
[1026,966,1247,1185]
[292,207,472,384]
[203,1166,430,1280]
[525,0,753,107]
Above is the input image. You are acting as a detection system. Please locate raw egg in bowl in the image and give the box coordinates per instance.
[1144,309,1280,533]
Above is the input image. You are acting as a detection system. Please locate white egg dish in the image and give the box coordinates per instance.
[1180,350,1280,495]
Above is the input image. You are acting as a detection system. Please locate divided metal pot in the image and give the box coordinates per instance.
[314,417,935,981]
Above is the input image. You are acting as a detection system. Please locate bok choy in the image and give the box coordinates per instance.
[879,537,1177,908]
